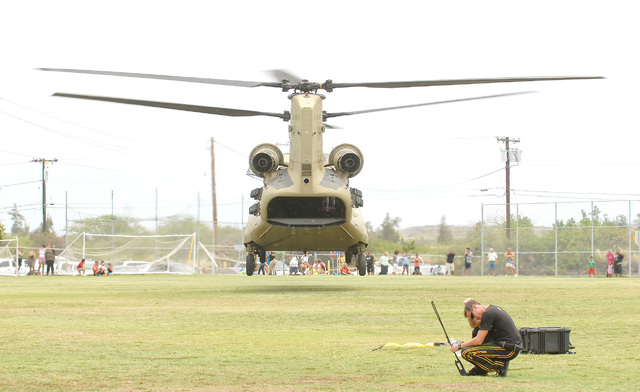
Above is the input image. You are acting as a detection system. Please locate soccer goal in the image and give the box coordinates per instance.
[0,236,20,276]
[57,232,198,275]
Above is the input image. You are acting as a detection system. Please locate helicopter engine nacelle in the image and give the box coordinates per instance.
[329,144,364,178]
[249,143,284,178]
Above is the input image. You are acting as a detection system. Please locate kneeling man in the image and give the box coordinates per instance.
[450,298,522,376]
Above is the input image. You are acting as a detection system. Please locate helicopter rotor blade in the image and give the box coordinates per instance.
[39,68,282,88]
[325,91,536,119]
[52,93,289,120]
[267,69,302,83]
[329,76,604,89]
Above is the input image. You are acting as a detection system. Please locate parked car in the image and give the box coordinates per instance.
[0,259,17,275]
[112,260,151,275]
[219,261,246,275]
[146,261,196,274]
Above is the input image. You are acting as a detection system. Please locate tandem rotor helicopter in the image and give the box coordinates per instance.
[40,68,602,275]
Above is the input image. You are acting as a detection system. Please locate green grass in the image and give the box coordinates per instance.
[0,275,638,391]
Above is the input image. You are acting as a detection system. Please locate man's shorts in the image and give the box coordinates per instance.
[290,266,299,275]
[446,263,454,273]
[488,261,496,271]
[506,262,515,269]
[465,262,472,269]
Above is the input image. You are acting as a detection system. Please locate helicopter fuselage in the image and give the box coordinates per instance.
[244,93,368,254]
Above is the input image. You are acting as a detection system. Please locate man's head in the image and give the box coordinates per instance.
[463,298,481,318]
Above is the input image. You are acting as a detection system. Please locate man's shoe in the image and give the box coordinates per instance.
[498,361,510,377]
[468,367,488,376]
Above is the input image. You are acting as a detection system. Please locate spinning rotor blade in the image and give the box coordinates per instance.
[53,93,289,119]
[325,91,535,119]
[267,69,302,83]
[39,68,282,88]
[39,68,603,94]
[329,76,604,89]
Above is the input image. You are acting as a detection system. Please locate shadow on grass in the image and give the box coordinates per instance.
[235,284,358,293]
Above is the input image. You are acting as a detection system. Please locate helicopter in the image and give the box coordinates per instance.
[39,68,602,275]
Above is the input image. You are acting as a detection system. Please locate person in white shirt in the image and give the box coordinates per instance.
[289,252,299,275]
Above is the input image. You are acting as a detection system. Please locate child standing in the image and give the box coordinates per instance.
[588,256,596,277]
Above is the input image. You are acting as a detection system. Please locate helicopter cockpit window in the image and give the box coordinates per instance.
[267,196,346,227]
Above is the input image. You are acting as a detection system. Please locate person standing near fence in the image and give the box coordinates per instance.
[45,245,56,276]
[379,251,390,275]
[289,252,299,275]
[365,251,375,276]
[606,250,614,277]
[464,247,473,276]
[38,245,46,275]
[446,249,456,275]
[487,248,497,277]
[27,250,36,275]
[401,253,410,275]
[614,250,624,277]
[504,248,516,277]
[588,256,596,277]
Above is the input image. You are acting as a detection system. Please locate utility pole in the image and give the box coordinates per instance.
[31,158,58,233]
[496,137,520,240]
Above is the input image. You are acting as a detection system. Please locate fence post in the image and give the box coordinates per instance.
[555,203,558,277]
[481,204,484,276]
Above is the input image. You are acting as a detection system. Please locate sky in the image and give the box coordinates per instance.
[1,1,639,238]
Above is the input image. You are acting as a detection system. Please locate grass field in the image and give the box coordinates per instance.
[1,274,638,392]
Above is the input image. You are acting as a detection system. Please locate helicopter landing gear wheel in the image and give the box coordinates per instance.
[246,253,255,276]
[357,253,366,276]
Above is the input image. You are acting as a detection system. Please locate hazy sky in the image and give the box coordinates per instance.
[1,1,638,237]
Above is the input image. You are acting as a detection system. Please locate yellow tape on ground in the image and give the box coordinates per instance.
[373,342,441,350]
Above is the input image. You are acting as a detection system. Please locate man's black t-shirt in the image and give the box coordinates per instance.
[479,305,522,345]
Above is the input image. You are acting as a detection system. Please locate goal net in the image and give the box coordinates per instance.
[56,233,198,275]
[0,237,19,275]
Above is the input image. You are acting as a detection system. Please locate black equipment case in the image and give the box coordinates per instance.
[519,327,572,354]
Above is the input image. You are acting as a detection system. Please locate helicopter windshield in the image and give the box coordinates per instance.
[267,196,346,227]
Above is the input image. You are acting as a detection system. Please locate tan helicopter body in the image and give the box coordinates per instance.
[245,93,368,269]
[39,68,603,275]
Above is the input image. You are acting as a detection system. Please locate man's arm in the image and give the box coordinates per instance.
[450,330,488,352]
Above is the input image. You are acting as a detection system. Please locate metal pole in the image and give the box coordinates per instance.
[480,203,484,276]
[591,201,594,260]
[155,189,158,261]
[555,202,558,277]
[196,192,201,273]
[65,191,69,246]
[629,201,632,276]
[111,190,115,254]
[42,161,46,232]
[516,204,519,276]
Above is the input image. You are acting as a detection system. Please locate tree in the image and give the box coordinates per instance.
[437,216,452,244]
[9,204,27,234]
[70,215,149,236]
[379,213,401,242]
